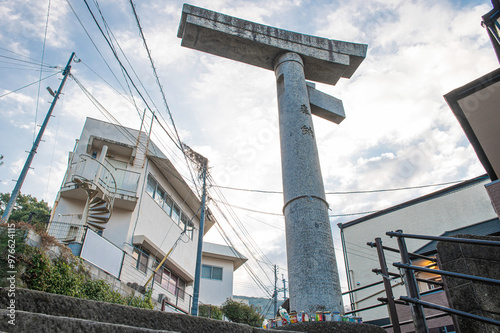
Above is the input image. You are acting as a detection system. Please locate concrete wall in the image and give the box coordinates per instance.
[199,256,234,306]
[486,180,500,218]
[437,234,500,333]
[342,178,497,322]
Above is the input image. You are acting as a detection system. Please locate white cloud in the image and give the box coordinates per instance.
[0,0,496,298]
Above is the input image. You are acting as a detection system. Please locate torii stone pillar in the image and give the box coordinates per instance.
[178,4,367,313]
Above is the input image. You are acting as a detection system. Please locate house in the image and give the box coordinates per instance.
[444,1,500,222]
[47,117,221,313]
[338,174,499,330]
[199,242,247,306]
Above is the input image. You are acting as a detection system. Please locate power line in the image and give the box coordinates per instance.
[34,0,52,143]
[128,0,200,196]
[210,198,380,218]
[210,180,464,195]
[0,55,57,69]
[65,0,129,97]
[0,72,61,98]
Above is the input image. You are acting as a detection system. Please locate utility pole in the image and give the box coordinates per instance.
[274,264,278,316]
[190,153,208,316]
[1,52,76,223]
[282,274,287,301]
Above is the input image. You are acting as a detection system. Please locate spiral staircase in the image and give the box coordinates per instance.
[72,155,117,232]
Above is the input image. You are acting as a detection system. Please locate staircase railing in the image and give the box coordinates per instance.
[370,230,500,333]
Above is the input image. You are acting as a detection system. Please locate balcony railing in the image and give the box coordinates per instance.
[65,154,140,197]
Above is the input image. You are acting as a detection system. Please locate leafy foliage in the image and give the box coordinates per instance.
[222,298,264,327]
[199,304,223,320]
[0,192,51,225]
[0,223,153,310]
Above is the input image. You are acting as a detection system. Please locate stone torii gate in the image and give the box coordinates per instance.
[178,4,367,313]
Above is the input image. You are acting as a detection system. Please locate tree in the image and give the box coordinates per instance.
[221,298,264,327]
[199,304,223,320]
[0,192,51,225]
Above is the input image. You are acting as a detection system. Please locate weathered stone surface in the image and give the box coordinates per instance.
[177,4,367,85]
[275,53,342,313]
[271,321,386,333]
[306,82,345,124]
[437,234,500,333]
[0,288,294,333]
[0,310,177,333]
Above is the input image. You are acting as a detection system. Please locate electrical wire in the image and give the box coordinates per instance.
[65,0,129,97]
[128,0,200,195]
[0,55,57,69]
[210,179,465,195]
[0,71,61,98]
[34,0,52,143]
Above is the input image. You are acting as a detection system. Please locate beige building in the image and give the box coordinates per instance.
[339,175,499,330]
[48,117,245,313]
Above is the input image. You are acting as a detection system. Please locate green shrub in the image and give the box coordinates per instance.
[222,298,264,327]
[1,223,154,310]
[199,304,223,320]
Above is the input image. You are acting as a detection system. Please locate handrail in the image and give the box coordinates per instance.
[387,231,500,247]
[377,230,500,332]
[367,241,437,262]
[79,153,118,197]
[393,263,500,285]
[401,296,500,326]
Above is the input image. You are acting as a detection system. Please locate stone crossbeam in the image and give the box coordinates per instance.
[178,4,367,85]
[307,82,345,124]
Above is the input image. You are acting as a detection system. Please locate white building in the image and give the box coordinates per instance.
[339,175,499,329]
[48,117,244,313]
[199,242,247,306]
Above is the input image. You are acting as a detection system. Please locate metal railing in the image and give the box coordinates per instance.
[65,154,140,198]
[369,230,500,333]
[45,221,192,313]
[46,221,87,255]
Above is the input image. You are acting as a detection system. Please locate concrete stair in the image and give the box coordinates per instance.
[0,288,287,333]
[0,310,174,333]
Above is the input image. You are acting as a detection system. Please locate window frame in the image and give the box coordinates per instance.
[201,264,223,281]
[133,247,149,274]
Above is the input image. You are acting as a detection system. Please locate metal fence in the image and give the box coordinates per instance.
[46,220,193,313]
[64,154,141,198]
[367,230,500,333]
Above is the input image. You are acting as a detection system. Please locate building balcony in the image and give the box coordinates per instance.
[60,154,140,211]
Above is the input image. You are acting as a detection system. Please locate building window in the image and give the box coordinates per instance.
[171,204,181,224]
[146,175,156,198]
[155,186,166,207]
[164,196,173,215]
[201,264,223,281]
[177,279,186,300]
[180,212,189,231]
[132,247,149,274]
[153,261,162,284]
[146,174,197,239]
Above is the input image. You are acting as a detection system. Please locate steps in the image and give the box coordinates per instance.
[73,177,113,231]
[87,196,112,229]
[0,310,175,333]
[0,288,288,333]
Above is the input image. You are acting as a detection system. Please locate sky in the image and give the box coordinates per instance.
[0,0,498,301]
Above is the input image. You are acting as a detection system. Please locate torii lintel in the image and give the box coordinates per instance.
[177,4,367,86]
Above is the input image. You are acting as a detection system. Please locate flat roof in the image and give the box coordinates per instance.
[202,242,248,270]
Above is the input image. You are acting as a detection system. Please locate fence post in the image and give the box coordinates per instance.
[394,230,428,333]
[375,238,402,333]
